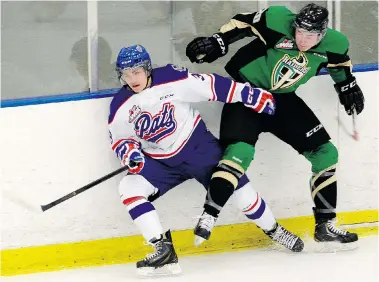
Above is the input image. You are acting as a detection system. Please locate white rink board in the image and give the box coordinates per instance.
[1,71,378,249]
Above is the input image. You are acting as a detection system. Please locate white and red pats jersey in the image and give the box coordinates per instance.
[108,64,256,160]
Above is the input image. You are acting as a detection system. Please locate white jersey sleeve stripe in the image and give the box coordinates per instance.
[206,74,217,101]
[226,81,237,103]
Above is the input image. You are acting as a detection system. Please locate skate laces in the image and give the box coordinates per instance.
[327,221,347,235]
[271,225,298,249]
[144,240,165,261]
[196,213,216,231]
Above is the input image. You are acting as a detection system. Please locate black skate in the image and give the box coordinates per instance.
[315,219,358,244]
[194,211,217,246]
[136,230,182,277]
[264,223,304,252]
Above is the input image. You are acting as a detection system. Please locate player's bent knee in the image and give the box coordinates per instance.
[118,174,157,205]
[118,175,158,222]
[212,159,245,189]
[303,141,338,173]
[211,142,255,189]
[223,142,255,171]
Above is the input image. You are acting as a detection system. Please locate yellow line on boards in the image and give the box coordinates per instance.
[1,209,378,276]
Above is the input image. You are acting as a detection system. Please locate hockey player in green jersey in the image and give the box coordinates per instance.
[186,3,364,246]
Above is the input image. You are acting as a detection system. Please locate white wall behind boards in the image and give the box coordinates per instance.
[1,71,377,250]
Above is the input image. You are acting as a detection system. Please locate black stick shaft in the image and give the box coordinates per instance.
[41,165,129,211]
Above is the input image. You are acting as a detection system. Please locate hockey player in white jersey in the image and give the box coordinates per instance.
[108,45,304,277]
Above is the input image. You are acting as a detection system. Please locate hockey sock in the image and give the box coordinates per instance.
[310,165,337,220]
[242,194,277,231]
[205,176,235,217]
[303,142,338,220]
[233,183,276,231]
[205,142,255,217]
[123,196,163,241]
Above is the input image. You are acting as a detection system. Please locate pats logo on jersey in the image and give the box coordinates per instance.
[134,103,177,143]
[275,39,294,49]
[129,105,142,123]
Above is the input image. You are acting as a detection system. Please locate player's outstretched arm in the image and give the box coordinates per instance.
[177,69,275,115]
[185,6,284,64]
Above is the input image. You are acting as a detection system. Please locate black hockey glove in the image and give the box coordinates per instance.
[334,76,364,115]
[186,33,228,64]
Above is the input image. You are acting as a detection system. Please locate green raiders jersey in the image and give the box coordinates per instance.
[219,6,353,94]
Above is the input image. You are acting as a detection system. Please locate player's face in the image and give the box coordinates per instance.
[295,28,321,51]
[121,67,148,93]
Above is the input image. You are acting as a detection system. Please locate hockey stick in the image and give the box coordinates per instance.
[40,165,129,212]
[352,110,359,141]
[336,109,359,141]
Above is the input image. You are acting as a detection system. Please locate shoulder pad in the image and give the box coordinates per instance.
[320,29,349,54]
[266,6,296,36]
[269,5,295,15]
[151,64,189,86]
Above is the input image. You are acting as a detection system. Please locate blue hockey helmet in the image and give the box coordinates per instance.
[116,45,152,84]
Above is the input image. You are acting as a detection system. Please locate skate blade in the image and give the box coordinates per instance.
[194,235,206,246]
[313,240,359,253]
[136,263,182,277]
[266,242,303,254]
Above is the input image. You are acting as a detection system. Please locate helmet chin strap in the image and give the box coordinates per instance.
[140,69,152,91]
[316,31,326,43]
[145,76,152,89]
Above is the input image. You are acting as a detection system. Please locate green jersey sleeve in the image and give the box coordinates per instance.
[218,6,294,47]
[322,29,353,83]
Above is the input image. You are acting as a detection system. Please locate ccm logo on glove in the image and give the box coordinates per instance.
[212,34,226,55]
[341,80,356,92]
[243,86,276,115]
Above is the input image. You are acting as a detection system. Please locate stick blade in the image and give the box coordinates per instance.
[352,112,359,141]
[353,131,359,141]
[3,189,41,213]
[40,204,53,212]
